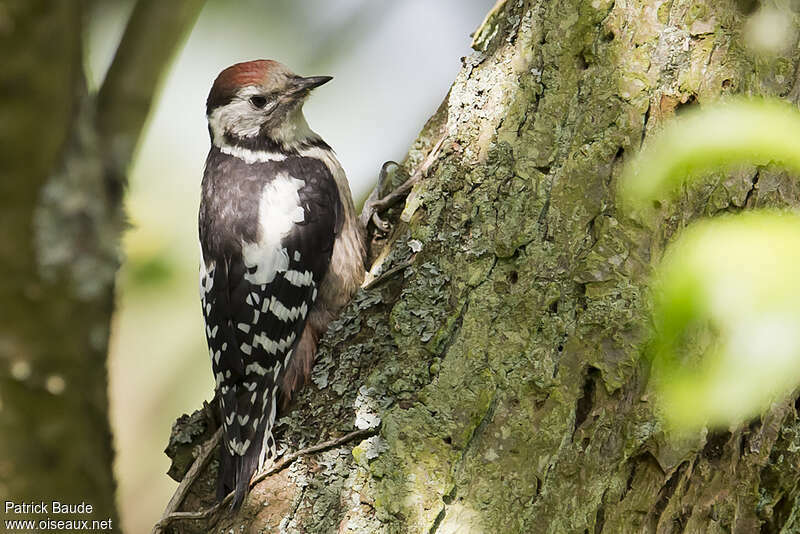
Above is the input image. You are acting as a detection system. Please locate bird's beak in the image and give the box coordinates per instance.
[290,76,333,95]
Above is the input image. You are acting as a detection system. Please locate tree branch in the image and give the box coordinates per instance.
[153,426,222,533]
[153,427,377,532]
[97,0,205,182]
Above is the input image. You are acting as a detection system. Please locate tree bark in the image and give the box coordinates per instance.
[0,0,202,527]
[163,1,800,532]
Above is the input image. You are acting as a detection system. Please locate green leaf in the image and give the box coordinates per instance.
[652,212,800,430]
[620,98,800,208]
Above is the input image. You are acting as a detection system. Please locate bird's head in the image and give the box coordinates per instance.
[206,59,332,152]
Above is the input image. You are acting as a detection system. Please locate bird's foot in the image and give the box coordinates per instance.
[359,136,446,236]
[359,160,404,233]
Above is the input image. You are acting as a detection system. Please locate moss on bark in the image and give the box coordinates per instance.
[166,1,800,532]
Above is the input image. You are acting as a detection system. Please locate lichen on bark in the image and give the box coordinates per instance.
[164,1,800,532]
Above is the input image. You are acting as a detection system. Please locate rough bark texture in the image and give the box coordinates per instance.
[164,1,800,532]
[0,0,202,526]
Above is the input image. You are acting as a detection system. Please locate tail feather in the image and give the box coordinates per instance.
[217,424,268,510]
[216,443,234,502]
[217,390,273,511]
[232,445,261,510]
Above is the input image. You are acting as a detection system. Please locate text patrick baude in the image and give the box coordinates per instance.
[5,501,95,514]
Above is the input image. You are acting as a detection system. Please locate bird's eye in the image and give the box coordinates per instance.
[249,95,268,108]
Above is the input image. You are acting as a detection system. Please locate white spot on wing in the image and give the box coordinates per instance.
[273,362,282,381]
[268,297,308,322]
[245,362,268,376]
[252,331,296,355]
[199,245,215,297]
[284,269,313,287]
[269,391,277,425]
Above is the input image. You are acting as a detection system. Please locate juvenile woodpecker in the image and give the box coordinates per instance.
[198,60,365,509]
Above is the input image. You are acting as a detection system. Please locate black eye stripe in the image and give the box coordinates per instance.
[249,95,268,108]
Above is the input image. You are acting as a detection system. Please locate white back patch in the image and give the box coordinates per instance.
[242,172,306,285]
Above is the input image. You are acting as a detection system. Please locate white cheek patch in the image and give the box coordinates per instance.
[208,98,261,139]
[209,86,274,139]
[241,172,305,285]
[208,87,286,163]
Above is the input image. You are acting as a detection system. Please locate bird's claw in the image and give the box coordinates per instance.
[371,211,391,233]
[360,160,402,231]
[361,136,446,236]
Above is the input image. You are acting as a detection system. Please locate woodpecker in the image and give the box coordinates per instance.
[198,60,365,509]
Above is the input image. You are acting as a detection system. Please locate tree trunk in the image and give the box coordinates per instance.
[0,0,202,527]
[163,1,800,532]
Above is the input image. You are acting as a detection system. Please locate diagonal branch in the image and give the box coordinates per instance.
[97,0,205,183]
[154,426,223,532]
[152,427,377,532]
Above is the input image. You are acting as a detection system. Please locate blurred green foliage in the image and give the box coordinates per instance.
[125,253,177,287]
[620,99,800,207]
[621,98,800,431]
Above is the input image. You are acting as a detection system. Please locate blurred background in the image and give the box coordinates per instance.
[84,0,492,531]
